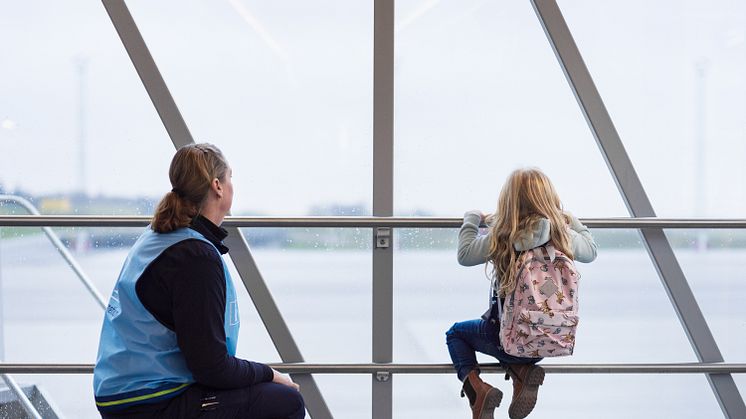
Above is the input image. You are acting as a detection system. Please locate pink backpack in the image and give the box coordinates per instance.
[498,243,580,358]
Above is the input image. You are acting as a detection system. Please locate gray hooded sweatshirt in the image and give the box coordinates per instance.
[458,211,597,319]
[457,210,598,268]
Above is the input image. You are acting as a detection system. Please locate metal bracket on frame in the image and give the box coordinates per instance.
[375,228,391,249]
[375,371,391,382]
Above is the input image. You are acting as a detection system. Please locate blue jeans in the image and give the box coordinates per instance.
[446,319,541,381]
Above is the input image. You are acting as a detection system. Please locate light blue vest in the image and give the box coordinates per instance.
[93,227,239,412]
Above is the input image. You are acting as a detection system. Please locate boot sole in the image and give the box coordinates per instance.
[479,387,503,419]
[508,365,545,419]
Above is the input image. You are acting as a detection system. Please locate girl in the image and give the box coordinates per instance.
[446,168,597,419]
[93,144,304,418]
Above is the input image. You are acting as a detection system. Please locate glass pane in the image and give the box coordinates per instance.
[395,229,695,364]
[235,228,373,417]
[0,375,96,418]
[126,0,373,216]
[668,229,745,362]
[394,229,710,416]
[239,228,372,362]
[393,0,627,217]
[315,375,371,419]
[1,226,120,418]
[0,225,373,417]
[394,374,723,418]
[0,1,174,215]
[1,227,116,363]
[558,0,746,217]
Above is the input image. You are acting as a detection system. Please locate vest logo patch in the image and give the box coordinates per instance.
[106,289,121,319]
[228,301,239,326]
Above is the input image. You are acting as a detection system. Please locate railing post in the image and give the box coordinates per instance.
[373,0,395,418]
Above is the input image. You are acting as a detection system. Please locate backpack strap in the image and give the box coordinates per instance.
[494,248,534,328]
[496,292,503,326]
[545,243,556,262]
[536,244,556,262]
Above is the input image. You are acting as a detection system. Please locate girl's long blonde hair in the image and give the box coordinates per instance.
[486,168,573,297]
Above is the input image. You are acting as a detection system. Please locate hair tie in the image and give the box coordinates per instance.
[171,188,184,198]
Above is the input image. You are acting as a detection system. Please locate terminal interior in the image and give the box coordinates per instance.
[0,0,745,418]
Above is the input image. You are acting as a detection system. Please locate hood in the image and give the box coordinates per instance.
[513,218,551,251]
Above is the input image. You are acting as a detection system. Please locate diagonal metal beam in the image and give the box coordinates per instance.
[372,1,395,418]
[101,1,332,417]
[530,1,746,418]
[101,1,194,145]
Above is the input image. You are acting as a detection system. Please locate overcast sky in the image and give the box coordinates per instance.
[1,0,744,217]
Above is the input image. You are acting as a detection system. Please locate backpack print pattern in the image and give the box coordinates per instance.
[499,244,580,358]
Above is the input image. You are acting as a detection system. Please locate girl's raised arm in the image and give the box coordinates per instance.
[457,210,492,266]
[565,212,598,263]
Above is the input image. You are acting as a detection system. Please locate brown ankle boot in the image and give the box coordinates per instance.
[461,370,503,419]
[504,364,545,419]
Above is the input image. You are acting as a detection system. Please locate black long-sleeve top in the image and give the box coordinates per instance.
[135,215,273,389]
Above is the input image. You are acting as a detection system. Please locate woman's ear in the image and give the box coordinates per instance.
[213,177,223,198]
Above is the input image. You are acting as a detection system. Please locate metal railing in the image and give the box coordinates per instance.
[0,196,110,419]
[0,198,107,309]
[1,374,42,419]
[2,212,746,416]
[2,214,746,228]
[2,362,746,375]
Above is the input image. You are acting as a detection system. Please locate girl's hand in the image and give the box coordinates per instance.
[468,210,489,222]
[272,368,300,391]
[564,211,585,232]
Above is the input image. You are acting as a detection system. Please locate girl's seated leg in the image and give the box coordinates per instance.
[446,318,539,381]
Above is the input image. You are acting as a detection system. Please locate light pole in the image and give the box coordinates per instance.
[694,59,708,252]
[74,56,90,252]
[75,56,89,197]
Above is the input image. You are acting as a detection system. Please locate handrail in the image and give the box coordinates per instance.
[1,374,43,419]
[2,215,746,229]
[0,196,107,309]
[1,362,745,374]
[0,196,102,418]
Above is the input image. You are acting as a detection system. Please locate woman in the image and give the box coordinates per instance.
[446,168,597,419]
[93,143,304,418]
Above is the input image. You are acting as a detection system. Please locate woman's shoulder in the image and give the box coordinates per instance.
[166,238,222,262]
